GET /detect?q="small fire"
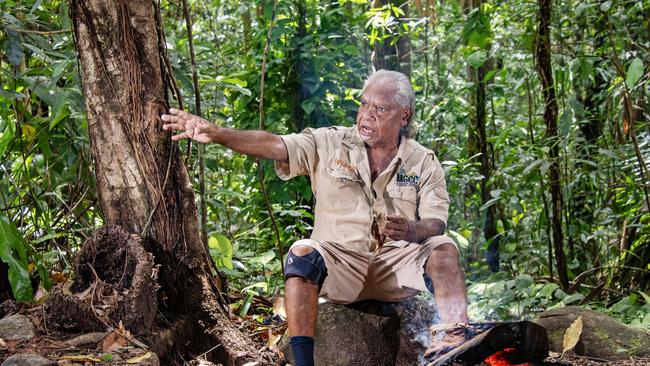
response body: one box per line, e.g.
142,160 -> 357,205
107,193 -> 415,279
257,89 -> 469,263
483,348 -> 532,366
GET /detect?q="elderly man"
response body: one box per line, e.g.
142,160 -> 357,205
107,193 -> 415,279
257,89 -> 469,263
161,70 -> 467,366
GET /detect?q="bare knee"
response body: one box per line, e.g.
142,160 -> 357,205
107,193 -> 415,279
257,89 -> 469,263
290,245 -> 315,257
426,243 -> 460,272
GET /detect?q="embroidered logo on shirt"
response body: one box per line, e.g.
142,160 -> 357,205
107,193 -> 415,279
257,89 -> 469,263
396,167 -> 420,186
332,159 -> 357,173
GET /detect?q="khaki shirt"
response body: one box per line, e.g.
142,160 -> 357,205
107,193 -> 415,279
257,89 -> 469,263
275,126 -> 449,253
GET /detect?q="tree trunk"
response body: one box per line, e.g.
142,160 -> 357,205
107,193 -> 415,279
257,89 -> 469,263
371,0 -> 411,77
69,1 -> 274,364
534,0 -> 569,290
472,0 -> 499,272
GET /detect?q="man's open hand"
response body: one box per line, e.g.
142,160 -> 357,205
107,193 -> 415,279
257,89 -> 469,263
161,108 -> 215,143
382,215 -> 417,243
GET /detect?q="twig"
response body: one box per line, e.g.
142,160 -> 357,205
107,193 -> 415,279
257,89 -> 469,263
194,343 -> 223,360
180,0 -> 211,257
140,141 -> 173,238
256,0 -> 284,274
5,26 -> 71,35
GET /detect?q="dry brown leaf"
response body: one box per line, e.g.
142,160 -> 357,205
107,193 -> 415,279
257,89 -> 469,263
58,355 -> 103,362
562,315 -> 583,353
102,330 -> 129,352
50,271 -> 68,283
272,296 -> 286,319
267,331 -> 282,348
126,352 -> 152,364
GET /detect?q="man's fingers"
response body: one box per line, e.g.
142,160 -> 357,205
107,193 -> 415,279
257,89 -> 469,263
161,114 -> 185,123
169,108 -> 193,118
171,132 -> 189,141
384,229 -> 403,241
385,221 -> 407,231
162,123 -> 183,131
386,215 -> 407,223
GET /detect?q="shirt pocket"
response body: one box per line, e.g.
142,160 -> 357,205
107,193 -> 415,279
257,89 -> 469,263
320,165 -> 363,214
386,187 -> 417,219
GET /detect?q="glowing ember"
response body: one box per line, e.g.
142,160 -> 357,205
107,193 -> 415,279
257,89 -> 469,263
483,348 -> 532,366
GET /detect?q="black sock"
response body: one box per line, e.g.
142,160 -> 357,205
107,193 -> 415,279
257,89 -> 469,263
290,336 -> 315,366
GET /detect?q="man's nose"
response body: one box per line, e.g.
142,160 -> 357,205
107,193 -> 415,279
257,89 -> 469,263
361,106 -> 378,120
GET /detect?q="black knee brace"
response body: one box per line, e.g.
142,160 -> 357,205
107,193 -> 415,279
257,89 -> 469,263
284,249 -> 328,289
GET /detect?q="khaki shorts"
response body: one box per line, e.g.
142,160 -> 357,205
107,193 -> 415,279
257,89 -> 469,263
288,236 -> 457,304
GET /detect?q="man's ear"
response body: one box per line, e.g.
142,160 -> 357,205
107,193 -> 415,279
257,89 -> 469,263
401,107 -> 411,126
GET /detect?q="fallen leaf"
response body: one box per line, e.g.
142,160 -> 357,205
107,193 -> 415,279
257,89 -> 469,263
267,331 -> 282,348
58,355 -> 103,362
50,271 -> 68,283
273,296 -> 286,319
242,362 -> 259,366
102,330 -> 129,352
34,284 -> 49,304
126,352 -> 152,364
562,315 -> 583,353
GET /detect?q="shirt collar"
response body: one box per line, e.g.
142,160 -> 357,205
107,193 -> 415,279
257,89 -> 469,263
343,126 -> 413,159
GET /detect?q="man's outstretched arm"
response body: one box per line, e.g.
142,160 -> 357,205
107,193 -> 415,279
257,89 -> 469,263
160,108 -> 288,162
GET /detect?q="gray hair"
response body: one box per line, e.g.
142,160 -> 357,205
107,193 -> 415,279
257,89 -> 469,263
362,70 -> 416,137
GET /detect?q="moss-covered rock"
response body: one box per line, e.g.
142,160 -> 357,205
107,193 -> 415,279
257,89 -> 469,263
534,306 -> 650,360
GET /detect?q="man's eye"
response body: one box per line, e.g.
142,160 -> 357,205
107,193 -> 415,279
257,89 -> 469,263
360,101 -> 368,107
377,106 -> 387,112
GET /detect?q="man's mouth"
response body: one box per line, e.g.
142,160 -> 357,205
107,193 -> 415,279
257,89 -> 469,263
359,125 -> 374,137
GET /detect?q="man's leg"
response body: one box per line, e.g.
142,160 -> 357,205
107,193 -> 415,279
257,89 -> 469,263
284,245 -> 323,366
425,243 -> 468,323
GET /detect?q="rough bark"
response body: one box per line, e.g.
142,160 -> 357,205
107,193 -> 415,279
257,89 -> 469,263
535,0 -> 569,290
69,1 -> 273,364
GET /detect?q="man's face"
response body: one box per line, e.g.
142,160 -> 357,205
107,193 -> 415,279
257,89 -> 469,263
356,80 -> 410,149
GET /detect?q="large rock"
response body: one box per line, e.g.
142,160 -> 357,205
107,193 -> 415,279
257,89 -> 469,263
0,353 -> 51,366
0,314 -> 35,341
534,306 -> 650,360
282,296 -> 438,366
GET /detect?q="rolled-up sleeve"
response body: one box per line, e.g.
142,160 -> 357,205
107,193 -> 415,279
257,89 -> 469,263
417,153 -> 450,224
274,128 -> 318,181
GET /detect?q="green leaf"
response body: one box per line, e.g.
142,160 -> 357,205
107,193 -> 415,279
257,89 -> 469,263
239,291 -> 254,317
514,274 -> 534,289
626,58 -> 644,89
242,281 -> 268,293
479,196 -> 500,211
0,120 -> 16,158
223,83 -> 252,97
600,1 -> 611,12
0,215 -> 33,302
301,100 -> 316,115
3,29 -> 23,66
208,234 -> 233,270
537,283 -> 559,298
467,50 -> 488,68
255,250 -> 275,265
562,293 -> 585,305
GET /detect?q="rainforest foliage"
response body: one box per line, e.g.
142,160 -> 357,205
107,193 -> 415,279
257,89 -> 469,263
1,0 -> 649,327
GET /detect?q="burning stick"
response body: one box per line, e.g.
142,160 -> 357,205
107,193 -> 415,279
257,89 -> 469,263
425,321 -> 549,366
